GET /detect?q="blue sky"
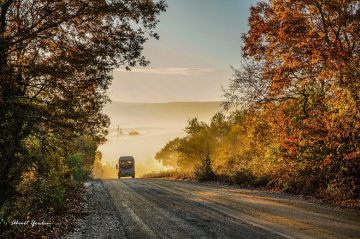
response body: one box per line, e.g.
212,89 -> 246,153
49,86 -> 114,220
109,0 -> 259,103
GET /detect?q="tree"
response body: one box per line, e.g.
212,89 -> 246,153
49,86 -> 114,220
222,59 -> 269,110
214,109 -> 273,178
209,112 -> 231,141
194,151 -> 215,181
243,0 -> 360,101
224,0 -> 360,197
0,0 -> 166,205
155,137 -> 181,169
178,118 -> 211,169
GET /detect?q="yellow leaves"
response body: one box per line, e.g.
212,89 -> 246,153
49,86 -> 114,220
244,0 -> 360,97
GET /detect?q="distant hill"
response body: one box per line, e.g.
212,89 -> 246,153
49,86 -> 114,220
103,101 -> 224,128
98,101 -> 225,175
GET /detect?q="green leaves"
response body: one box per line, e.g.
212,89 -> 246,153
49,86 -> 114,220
0,0 -> 166,209
194,152 -> 215,181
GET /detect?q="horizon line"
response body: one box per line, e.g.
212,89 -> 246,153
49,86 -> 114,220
107,100 -> 223,104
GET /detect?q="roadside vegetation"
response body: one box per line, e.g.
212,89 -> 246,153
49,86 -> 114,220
0,136 -> 98,238
142,170 -> 195,180
0,0 -> 166,237
150,1 -> 360,209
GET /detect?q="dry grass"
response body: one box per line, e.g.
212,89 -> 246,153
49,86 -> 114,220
141,170 -> 195,180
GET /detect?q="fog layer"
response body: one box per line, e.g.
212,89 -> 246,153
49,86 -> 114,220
97,102 -> 222,178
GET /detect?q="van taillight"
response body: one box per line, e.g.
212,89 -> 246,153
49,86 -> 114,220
120,167 -> 123,170
131,167 -> 134,170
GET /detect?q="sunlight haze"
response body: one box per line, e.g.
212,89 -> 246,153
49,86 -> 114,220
98,102 -> 223,177
99,0 -> 259,177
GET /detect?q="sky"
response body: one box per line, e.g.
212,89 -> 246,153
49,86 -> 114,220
108,0 -> 259,103
99,1 -> 260,174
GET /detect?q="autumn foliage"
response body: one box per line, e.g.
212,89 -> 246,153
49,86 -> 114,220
0,0 -> 166,232
239,0 -> 360,201
156,0 -> 360,205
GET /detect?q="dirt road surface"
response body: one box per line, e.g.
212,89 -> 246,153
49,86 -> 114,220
67,179 -> 360,239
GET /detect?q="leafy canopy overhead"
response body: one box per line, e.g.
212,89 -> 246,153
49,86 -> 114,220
0,0 -> 166,141
0,0 -> 166,204
242,0 -> 360,100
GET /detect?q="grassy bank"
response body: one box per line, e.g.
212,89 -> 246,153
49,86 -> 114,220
0,182 -> 88,239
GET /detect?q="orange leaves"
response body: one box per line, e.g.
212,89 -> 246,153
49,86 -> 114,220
222,0 -> 360,200
243,0 -> 360,100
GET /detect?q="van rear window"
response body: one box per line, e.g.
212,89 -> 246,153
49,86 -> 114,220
120,160 -> 134,169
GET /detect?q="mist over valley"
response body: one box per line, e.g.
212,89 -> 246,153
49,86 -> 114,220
97,101 -> 223,177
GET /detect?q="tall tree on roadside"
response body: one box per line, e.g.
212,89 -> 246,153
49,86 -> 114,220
0,0 -> 166,205
224,0 -> 360,197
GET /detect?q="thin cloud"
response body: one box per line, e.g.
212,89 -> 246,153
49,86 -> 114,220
115,67 -> 213,75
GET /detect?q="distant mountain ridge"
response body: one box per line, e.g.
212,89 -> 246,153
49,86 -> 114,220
103,101 -> 223,128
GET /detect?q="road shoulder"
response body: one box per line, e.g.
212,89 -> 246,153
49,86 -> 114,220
65,180 -> 125,239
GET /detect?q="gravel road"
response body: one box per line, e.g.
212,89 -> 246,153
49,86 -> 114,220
67,179 -> 360,239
